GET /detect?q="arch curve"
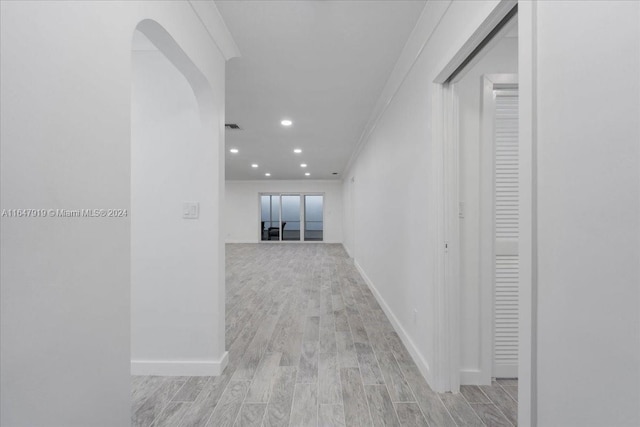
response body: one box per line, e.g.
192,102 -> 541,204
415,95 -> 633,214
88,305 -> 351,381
133,19 -> 214,122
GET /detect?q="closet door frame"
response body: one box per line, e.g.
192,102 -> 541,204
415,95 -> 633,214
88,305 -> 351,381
481,75 -> 519,381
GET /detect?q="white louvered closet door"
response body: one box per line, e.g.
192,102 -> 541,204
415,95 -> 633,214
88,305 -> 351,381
493,89 -> 519,378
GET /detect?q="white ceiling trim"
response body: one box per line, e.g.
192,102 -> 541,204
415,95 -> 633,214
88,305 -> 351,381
343,0 -> 520,178
188,0 -> 240,61
342,0 -> 450,177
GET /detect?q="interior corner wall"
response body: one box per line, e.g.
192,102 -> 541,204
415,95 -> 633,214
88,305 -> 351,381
0,2 -> 231,425
225,180 -> 343,243
534,2 -> 640,425
341,0 -> 509,388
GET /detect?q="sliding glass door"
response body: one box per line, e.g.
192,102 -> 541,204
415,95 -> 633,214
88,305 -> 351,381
304,195 -> 324,241
259,193 -> 323,242
281,195 -> 301,241
260,194 -> 280,241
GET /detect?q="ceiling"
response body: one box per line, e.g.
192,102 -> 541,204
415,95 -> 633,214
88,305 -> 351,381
217,0 -> 426,180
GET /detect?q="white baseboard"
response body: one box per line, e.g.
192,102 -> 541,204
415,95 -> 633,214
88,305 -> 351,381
460,369 -> 490,385
460,369 -> 491,385
342,243 -> 353,258
131,351 -> 228,376
353,260 -> 433,386
493,364 -> 518,379
225,240 -> 257,244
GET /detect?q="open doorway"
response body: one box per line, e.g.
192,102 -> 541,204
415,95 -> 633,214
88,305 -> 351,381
435,6 -> 521,422
452,14 -> 519,388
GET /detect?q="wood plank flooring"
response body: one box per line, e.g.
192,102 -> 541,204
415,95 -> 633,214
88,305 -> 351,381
132,243 -> 518,426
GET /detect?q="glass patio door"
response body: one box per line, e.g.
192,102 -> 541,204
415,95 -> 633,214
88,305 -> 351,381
281,195 -> 301,241
304,195 -> 323,241
260,193 -> 323,242
260,194 -> 280,241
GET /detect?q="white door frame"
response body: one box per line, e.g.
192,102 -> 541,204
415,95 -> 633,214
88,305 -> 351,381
429,81 -> 460,393
515,3 -> 537,423
431,1 -> 537,426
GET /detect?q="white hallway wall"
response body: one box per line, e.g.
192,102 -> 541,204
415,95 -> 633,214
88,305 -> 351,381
342,0 -> 509,389
344,0 -> 640,425
225,180 -> 343,243
534,2 -> 639,426
0,2 -> 236,425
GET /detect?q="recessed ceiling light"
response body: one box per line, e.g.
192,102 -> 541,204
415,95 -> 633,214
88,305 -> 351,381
251,164 -> 258,168
265,173 -> 271,177
300,163 -> 307,168
229,148 -> 239,154
293,148 -> 302,154
281,119 -> 292,127
305,172 -> 311,176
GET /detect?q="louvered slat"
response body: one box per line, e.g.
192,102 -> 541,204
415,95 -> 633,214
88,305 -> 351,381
494,91 -> 519,378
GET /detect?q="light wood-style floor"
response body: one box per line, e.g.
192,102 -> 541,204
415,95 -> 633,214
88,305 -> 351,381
132,243 -> 518,426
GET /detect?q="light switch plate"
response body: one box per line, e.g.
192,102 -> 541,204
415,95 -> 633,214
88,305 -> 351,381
183,202 -> 199,219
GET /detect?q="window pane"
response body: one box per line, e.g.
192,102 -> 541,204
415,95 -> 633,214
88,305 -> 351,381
261,196 -> 270,221
281,195 -> 301,241
260,196 -> 269,240
270,197 -> 280,228
261,195 -> 280,241
304,195 -> 323,241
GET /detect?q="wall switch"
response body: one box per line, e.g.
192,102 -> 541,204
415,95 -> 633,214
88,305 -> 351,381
183,202 -> 199,219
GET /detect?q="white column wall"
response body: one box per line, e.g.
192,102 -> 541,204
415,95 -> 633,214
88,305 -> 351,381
0,2 -> 235,425
130,39 -> 226,376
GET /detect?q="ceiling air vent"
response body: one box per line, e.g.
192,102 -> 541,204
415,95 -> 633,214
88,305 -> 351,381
225,123 -> 241,130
